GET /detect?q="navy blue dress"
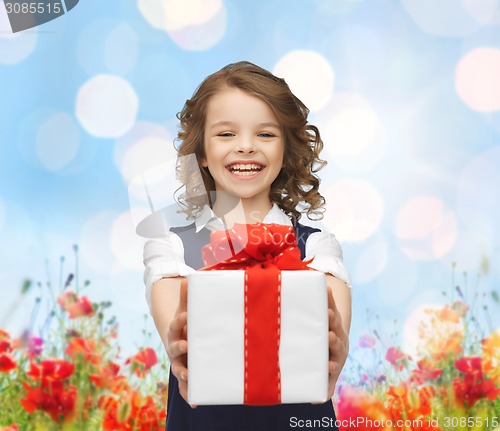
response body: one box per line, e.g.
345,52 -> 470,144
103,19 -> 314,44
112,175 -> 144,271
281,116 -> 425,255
166,222 -> 339,431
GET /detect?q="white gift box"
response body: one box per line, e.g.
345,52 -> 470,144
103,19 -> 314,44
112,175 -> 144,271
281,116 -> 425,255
187,270 -> 329,406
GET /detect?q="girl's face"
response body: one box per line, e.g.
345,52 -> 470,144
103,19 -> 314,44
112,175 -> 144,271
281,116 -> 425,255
201,87 -> 284,206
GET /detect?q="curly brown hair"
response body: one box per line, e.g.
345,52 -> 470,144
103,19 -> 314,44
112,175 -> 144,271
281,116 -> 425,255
175,61 -> 326,222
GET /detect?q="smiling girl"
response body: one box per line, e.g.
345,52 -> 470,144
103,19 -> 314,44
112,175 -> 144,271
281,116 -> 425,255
143,61 -> 352,431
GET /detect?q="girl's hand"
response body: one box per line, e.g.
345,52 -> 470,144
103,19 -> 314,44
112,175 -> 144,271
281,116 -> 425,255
166,279 -> 195,406
327,286 -> 349,399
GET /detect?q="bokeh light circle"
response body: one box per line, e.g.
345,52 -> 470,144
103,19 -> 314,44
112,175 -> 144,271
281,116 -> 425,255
403,304 -> 441,357
462,0 -> 500,25
110,211 -> 145,271
323,179 -> 384,242
317,93 -> 386,173
0,33 -> 37,66
455,47 -> 500,112
114,121 -> 177,183
138,0 -> 221,31
36,112 -> 80,171
138,0 -> 226,51
325,108 -> 378,156
395,196 -> 457,260
274,50 -> 335,112
0,2 -> 37,65
167,5 -> 227,51
76,75 -> 139,138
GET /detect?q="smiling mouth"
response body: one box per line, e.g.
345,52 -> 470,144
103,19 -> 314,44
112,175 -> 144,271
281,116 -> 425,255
225,163 -> 265,176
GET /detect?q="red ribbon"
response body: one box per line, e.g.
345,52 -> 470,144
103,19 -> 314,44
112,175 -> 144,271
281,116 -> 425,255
201,223 -> 311,405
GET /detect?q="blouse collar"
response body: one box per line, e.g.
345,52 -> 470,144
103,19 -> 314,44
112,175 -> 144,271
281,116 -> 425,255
195,203 -> 292,233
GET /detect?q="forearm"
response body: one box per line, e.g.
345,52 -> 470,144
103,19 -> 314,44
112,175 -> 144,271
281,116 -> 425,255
326,274 -> 352,336
150,276 -> 183,347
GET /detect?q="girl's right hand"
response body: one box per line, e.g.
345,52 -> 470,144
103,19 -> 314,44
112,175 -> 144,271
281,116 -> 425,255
166,279 -> 193,405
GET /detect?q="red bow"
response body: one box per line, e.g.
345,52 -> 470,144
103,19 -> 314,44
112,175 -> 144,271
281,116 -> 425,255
201,223 -> 311,270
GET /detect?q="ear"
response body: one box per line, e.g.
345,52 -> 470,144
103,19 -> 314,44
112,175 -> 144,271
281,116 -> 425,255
201,157 -> 208,168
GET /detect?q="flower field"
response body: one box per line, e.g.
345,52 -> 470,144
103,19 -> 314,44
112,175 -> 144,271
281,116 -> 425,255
0,250 -> 168,430
1,253 -> 499,430
337,270 -> 500,430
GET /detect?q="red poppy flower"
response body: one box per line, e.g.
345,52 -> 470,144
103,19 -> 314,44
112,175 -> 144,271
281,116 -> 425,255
0,352 -> 16,373
21,358 -> 77,423
90,362 -> 129,393
125,348 -> 158,377
57,291 -> 94,318
99,391 -> 166,431
0,330 -> 12,354
409,358 -> 442,385
65,337 -> 100,364
27,358 -> 74,383
0,339 -> 11,353
386,385 -> 436,429
385,347 -> 410,371
453,356 -> 500,408
336,386 -> 389,430
21,382 -> 77,424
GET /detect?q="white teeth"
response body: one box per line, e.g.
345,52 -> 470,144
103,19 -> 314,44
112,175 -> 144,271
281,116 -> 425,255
227,163 -> 263,174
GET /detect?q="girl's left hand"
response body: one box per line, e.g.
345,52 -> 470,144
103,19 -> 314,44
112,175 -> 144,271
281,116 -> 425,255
327,287 -> 349,399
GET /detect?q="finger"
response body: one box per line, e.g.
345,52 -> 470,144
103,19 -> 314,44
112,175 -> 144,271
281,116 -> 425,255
171,361 -> 188,382
327,289 -> 342,333
168,312 -> 188,340
328,380 -> 336,400
177,371 -> 198,409
167,339 -> 188,360
329,330 -> 344,353
328,361 -> 337,398
179,278 -> 188,313
328,309 -> 334,330
329,331 -> 335,355
170,311 -> 188,333
328,309 -> 347,346
178,375 -> 188,400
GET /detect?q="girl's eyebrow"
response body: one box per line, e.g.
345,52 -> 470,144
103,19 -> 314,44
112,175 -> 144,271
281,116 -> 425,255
209,121 -> 281,130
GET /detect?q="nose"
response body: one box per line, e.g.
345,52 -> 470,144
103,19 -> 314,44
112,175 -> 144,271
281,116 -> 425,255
236,134 -> 255,154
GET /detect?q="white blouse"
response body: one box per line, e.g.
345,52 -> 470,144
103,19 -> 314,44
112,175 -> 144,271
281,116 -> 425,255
143,204 -> 352,310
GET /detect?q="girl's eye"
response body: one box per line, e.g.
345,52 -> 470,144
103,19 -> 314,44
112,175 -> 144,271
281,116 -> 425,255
258,132 -> 275,138
218,132 -> 234,137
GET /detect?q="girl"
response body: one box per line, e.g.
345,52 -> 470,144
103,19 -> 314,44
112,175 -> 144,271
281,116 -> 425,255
143,61 -> 352,431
